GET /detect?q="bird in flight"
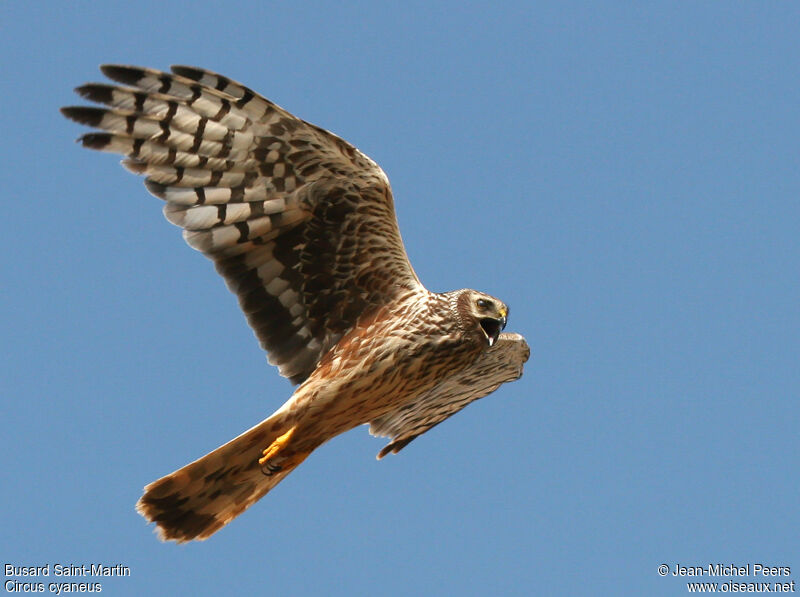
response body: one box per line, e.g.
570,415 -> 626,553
62,65 -> 530,542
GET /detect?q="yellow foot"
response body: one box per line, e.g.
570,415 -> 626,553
259,426 -> 297,475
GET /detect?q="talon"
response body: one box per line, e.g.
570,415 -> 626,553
260,460 -> 283,476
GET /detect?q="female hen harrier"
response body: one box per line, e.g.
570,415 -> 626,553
62,65 -> 530,542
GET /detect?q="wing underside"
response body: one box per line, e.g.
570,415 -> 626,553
62,65 -> 423,384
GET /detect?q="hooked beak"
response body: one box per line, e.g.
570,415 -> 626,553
480,313 -> 507,347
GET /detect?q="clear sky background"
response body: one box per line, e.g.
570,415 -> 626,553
2,2 -> 798,595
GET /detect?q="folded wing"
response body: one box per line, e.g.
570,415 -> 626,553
370,333 -> 530,459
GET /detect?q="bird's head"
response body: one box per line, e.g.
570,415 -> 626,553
455,290 -> 508,347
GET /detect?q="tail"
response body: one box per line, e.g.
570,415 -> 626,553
136,410 -> 310,542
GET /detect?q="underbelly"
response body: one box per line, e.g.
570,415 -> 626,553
295,338 -> 480,442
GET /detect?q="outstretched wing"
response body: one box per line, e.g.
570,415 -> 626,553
62,65 -> 422,384
369,333 -> 530,459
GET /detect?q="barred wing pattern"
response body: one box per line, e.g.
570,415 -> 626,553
369,333 -> 530,458
62,65 -> 422,384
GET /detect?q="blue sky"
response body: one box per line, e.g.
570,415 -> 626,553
2,2 -> 798,595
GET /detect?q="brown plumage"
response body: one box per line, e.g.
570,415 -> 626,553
62,65 -> 530,542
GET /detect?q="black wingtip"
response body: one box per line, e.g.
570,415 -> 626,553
170,65 -> 205,81
75,83 -> 114,105
77,132 -> 113,150
101,64 -> 147,86
61,106 -> 105,127
144,179 -> 168,199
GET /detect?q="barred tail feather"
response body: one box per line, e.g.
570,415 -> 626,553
136,409 -> 305,542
